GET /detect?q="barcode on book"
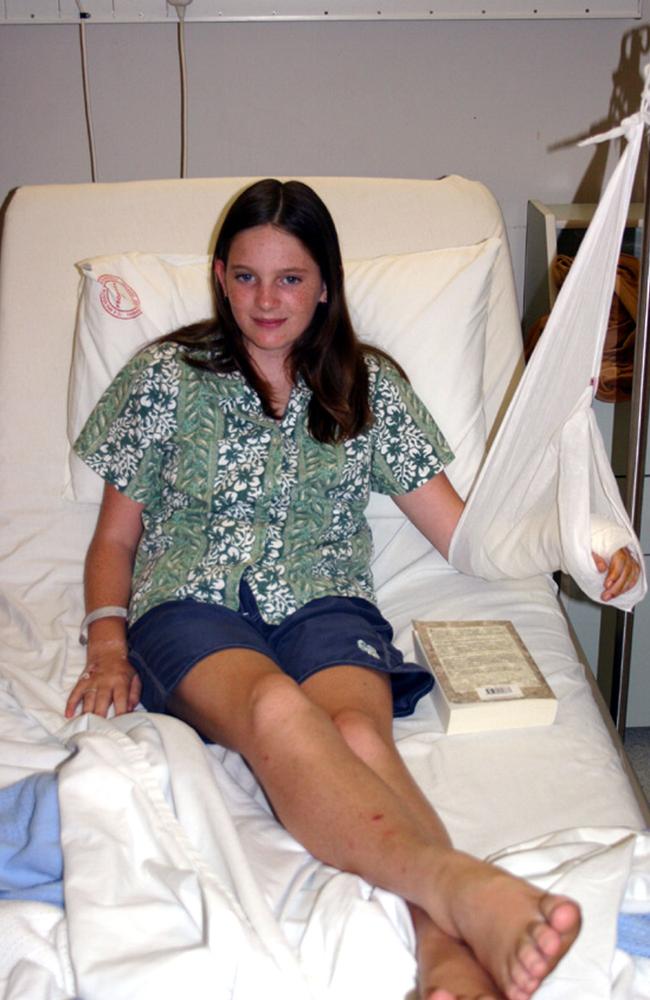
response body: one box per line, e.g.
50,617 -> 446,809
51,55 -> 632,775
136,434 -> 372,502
476,684 -> 523,701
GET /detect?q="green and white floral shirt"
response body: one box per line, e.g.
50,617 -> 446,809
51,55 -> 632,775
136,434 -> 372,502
74,343 -> 453,625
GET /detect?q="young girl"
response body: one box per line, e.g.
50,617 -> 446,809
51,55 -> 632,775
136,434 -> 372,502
66,179 -> 639,1000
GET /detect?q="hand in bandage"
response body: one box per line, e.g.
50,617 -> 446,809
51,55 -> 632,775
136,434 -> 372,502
593,547 -> 642,602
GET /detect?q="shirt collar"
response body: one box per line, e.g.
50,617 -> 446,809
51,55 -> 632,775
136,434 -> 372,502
206,367 -> 311,426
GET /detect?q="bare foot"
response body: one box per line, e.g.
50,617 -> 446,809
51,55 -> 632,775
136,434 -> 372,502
411,904 -> 504,1000
427,855 -> 581,1000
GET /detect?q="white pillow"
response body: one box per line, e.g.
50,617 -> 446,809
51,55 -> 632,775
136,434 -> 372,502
66,240 -> 500,506
345,240 -> 499,499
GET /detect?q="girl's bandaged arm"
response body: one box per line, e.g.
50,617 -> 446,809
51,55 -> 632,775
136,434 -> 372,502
392,473 -> 641,601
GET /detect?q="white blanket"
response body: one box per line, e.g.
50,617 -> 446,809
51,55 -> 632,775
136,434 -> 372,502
1,557 -> 649,1000
1,707 -> 649,1000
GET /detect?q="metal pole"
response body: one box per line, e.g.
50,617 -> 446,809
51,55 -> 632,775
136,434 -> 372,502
610,124 -> 650,735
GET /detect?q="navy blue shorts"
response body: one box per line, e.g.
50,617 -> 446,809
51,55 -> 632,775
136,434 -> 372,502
127,580 -> 433,718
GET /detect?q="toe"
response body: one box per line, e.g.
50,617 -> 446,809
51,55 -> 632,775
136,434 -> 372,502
508,951 -> 540,997
505,984 -> 533,1000
530,920 -> 561,962
539,895 -> 582,940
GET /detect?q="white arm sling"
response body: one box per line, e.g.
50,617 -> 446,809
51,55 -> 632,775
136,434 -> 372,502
449,91 -> 649,612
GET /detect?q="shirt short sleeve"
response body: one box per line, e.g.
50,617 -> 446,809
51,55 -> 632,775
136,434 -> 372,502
369,357 -> 454,496
73,344 -> 181,504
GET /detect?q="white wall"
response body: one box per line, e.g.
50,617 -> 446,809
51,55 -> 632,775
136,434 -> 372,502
0,10 -> 649,300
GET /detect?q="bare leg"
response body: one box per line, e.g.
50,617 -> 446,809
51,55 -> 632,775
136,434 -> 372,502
169,652 -> 580,1000
302,667 -> 502,1000
412,906 -> 502,1000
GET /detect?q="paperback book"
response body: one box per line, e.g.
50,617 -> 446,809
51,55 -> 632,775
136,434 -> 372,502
412,619 -> 557,734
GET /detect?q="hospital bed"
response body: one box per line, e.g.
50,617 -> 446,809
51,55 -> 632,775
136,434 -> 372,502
0,174 -> 648,999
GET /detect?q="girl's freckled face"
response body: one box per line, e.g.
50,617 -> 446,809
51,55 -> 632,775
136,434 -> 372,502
215,224 -> 327,368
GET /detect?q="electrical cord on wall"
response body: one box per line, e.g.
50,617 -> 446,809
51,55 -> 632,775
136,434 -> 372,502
76,1 -> 97,182
168,0 -> 194,179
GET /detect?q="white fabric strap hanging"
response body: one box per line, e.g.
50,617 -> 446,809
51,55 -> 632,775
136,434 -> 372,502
449,78 -> 650,612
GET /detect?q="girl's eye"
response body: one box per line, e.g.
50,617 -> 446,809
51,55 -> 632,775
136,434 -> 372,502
283,275 -> 301,285
234,272 -> 254,283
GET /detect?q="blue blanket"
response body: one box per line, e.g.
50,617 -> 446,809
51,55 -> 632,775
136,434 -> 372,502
617,911 -> 650,958
0,771 -> 63,907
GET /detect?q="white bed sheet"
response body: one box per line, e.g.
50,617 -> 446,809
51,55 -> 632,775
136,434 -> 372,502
0,498 -> 648,1000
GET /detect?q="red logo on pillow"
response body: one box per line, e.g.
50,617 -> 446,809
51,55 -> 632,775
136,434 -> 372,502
98,274 -> 142,320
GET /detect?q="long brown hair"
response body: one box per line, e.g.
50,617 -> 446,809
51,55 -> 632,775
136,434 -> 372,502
163,179 -> 397,443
